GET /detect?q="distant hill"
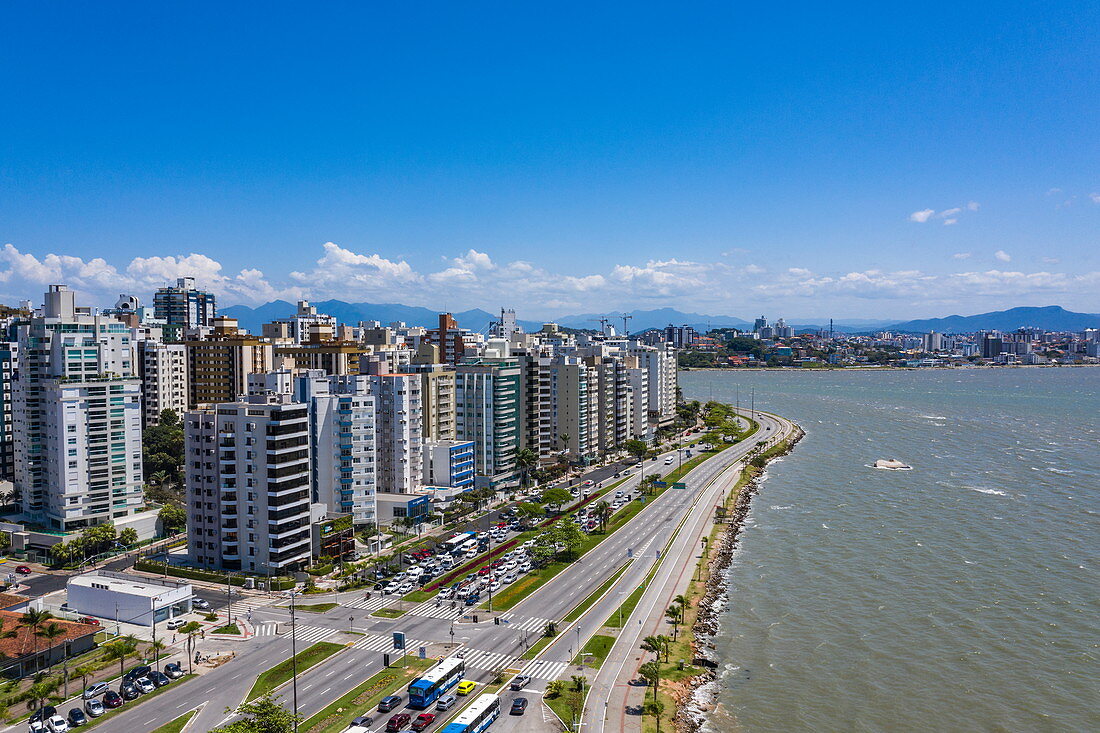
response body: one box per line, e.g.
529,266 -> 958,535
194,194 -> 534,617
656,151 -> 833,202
886,306 -> 1100,334
555,308 -> 752,334
220,300 -> 519,334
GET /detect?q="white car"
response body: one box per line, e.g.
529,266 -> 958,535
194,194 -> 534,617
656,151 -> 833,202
46,716 -> 69,733
384,584 -> 400,594
665,457 -> 674,464
135,677 -> 155,694
165,618 -> 185,630
502,573 -> 517,584
489,580 -> 502,592
522,540 -> 535,548
28,720 -> 47,733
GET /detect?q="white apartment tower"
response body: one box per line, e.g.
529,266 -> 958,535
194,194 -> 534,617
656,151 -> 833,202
360,364 -> 423,495
184,395 -> 312,573
137,340 -> 189,427
12,286 -> 145,530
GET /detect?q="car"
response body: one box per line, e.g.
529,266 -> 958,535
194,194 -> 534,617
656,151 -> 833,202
192,598 -> 211,610
75,616 -> 100,626
435,694 -> 457,711
510,674 -> 532,690
82,683 -> 109,700
478,566 -> 491,576
464,592 -> 480,606
349,715 -> 374,727
123,665 -> 152,683
165,618 -> 185,630
119,682 -> 140,701
377,695 -> 402,712
148,670 -> 171,688
66,708 -> 87,727
102,690 -> 123,709
386,713 -> 411,731
28,720 -> 47,733
411,713 -> 435,731
15,565 -> 32,575
83,699 -> 104,718
665,457 -> 674,464
46,715 -> 69,733
134,677 -> 155,694
163,662 -> 184,679
29,706 -> 58,725
455,680 -> 477,695
510,697 -> 529,715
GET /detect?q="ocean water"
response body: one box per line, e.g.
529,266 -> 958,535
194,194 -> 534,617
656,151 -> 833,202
681,368 -> 1100,733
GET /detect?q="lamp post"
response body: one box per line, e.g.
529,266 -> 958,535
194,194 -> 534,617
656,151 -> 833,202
150,594 -> 163,672
289,590 -> 299,732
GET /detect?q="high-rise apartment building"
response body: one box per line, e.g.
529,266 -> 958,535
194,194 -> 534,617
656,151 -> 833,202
0,344 -> 14,480
455,357 -> 520,488
137,340 -> 189,427
184,395 -> 312,573
422,439 -> 475,490
153,277 -> 217,332
12,286 -> 144,530
186,317 -> 274,407
407,361 -> 457,441
362,368 -> 423,494
293,372 -> 377,526
625,342 -> 677,427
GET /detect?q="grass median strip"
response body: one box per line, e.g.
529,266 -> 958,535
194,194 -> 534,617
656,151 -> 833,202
369,607 -> 405,618
571,634 -> 615,669
248,641 -> 345,701
150,709 -> 197,733
294,602 -> 338,613
300,658 -> 433,733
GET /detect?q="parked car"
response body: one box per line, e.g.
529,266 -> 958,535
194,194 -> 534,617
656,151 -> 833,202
192,598 -> 211,610
123,665 -> 151,683
148,670 -> 171,688
66,708 -> 87,727
510,675 -> 531,691
165,618 -> 185,630
102,690 -> 123,709
435,694 -> 457,711
15,565 -> 32,575
455,680 -> 477,696
28,720 -> 47,733
81,683 -> 109,700
83,699 -> 104,718
46,715 -> 69,732
377,695 -> 402,712
76,616 -> 100,626
119,682 -> 140,701
411,713 -> 435,731
134,677 -> 155,694
510,697 -> 529,715
386,713 -> 411,731
163,662 -> 184,679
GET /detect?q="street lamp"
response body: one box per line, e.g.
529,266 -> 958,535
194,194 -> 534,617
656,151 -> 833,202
289,590 -> 299,733
150,594 -> 163,671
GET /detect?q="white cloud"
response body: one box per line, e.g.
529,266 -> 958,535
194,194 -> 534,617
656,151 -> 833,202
943,218 -> 958,226
910,202 -> 980,225
994,250 -> 1012,262
909,209 -> 935,223
967,201 -> 980,211
940,207 -> 962,218
742,264 -> 765,275
953,252 -> 971,259
1042,257 -> 1060,264
1090,193 -> 1100,204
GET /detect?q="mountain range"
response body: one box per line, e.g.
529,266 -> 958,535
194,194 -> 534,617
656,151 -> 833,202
217,301 -> 1100,337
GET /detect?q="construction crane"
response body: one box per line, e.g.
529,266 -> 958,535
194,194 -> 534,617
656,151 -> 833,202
620,314 -> 633,336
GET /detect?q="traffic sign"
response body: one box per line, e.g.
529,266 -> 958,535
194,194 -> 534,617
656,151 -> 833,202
672,482 -> 687,490
392,631 -> 406,650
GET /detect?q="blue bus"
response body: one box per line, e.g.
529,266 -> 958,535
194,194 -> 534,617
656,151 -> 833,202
408,657 -> 465,708
441,694 -> 500,733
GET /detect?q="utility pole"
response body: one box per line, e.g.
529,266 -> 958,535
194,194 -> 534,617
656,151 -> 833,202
226,572 -> 233,625
290,591 -> 299,733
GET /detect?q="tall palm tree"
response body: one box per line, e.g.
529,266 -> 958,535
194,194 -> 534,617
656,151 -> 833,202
514,448 -> 538,488
594,500 -> 612,533
19,609 -> 53,674
73,664 -> 95,695
102,635 -> 138,678
35,622 -> 66,671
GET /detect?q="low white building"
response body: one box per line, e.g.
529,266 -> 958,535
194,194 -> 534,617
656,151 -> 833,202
66,570 -> 192,626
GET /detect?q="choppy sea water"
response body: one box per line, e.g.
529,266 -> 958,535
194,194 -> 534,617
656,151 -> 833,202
681,368 -> 1099,732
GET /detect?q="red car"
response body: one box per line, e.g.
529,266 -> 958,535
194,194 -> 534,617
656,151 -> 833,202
411,713 -> 435,731
478,566 -> 491,576
15,566 -> 32,575
79,616 -> 101,626
386,713 -> 411,731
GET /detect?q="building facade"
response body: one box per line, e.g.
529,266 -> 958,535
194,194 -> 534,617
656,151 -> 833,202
186,317 -> 274,407
137,340 -> 189,427
153,277 -> 217,332
455,357 -> 520,488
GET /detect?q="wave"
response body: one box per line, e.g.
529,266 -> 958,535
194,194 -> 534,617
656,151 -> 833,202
1047,468 -> 1074,475
919,415 -> 948,420
967,487 -> 1007,496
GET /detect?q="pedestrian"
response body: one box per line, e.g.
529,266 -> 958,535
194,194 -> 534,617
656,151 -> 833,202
201,629 -> 205,639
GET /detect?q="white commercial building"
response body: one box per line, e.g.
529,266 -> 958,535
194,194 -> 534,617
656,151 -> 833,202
66,570 -> 192,626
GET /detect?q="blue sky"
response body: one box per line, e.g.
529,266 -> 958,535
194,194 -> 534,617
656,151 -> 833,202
2,2 -> 1098,319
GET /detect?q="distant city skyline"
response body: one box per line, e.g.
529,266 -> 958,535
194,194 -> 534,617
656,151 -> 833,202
2,3 -> 1098,318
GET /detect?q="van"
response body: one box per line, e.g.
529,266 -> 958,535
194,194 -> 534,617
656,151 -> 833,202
435,694 -> 457,711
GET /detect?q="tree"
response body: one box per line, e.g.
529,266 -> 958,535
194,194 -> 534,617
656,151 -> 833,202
35,622 -> 66,671
624,439 -> 648,464
159,504 -> 187,534
639,661 -> 661,697
73,663 -> 95,694
102,635 -> 138,678
593,500 -> 612,533
27,681 -> 52,714
210,691 -> 303,733
516,502 -> 543,525
541,488 -> 572,513
557,433 -> 571,452
551,520 -> 585,561
643,699 -> 666,733
514,448 -> 538,488
641,635 -> 663,663
545,680 -> 566,697
118,527 -> 139,547
19,609 -> 53,674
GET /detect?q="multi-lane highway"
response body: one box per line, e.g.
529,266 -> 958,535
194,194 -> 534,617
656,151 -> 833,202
69,411 -> 791,733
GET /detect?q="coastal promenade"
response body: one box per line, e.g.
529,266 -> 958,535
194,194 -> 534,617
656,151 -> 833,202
585,410 -> 796,733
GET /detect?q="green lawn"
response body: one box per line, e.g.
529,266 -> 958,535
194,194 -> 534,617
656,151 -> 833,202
300,658 -> 433,733
212,623 -> 241,635
247,641 -> 346,701
571,634 -> 615,669
294,602 -> 338,613
370,607 -> 405,618
604,582 -> 646,628
519,634 -> 554,660
150,710 -> 196,733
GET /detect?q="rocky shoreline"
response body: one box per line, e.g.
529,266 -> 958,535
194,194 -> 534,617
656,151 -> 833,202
674,426 -> 805,733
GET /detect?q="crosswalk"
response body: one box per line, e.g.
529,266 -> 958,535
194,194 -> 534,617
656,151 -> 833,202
253,623 -> 336,644
342,595 -> 392,611
221,597 -> 278,617
409,600 -> 467,620
520,658 -> 569,681
498,613 -> 554,633
350,633 -> 427,653
460,647 -> 518,672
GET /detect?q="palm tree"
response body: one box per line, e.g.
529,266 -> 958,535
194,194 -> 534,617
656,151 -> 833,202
594,500 -> 612,533
35,622 -> 66,671
73,664 -> 95,695
19,609 -> 53,674
639,660 -> 661,698
643,699 -> 666,733
149,639 -> 166,669
641,635 -> 663,662
27,681 -> 52,714
102,635 -> 138,678
557,433 -> 570,453
514,448 -> 538,488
